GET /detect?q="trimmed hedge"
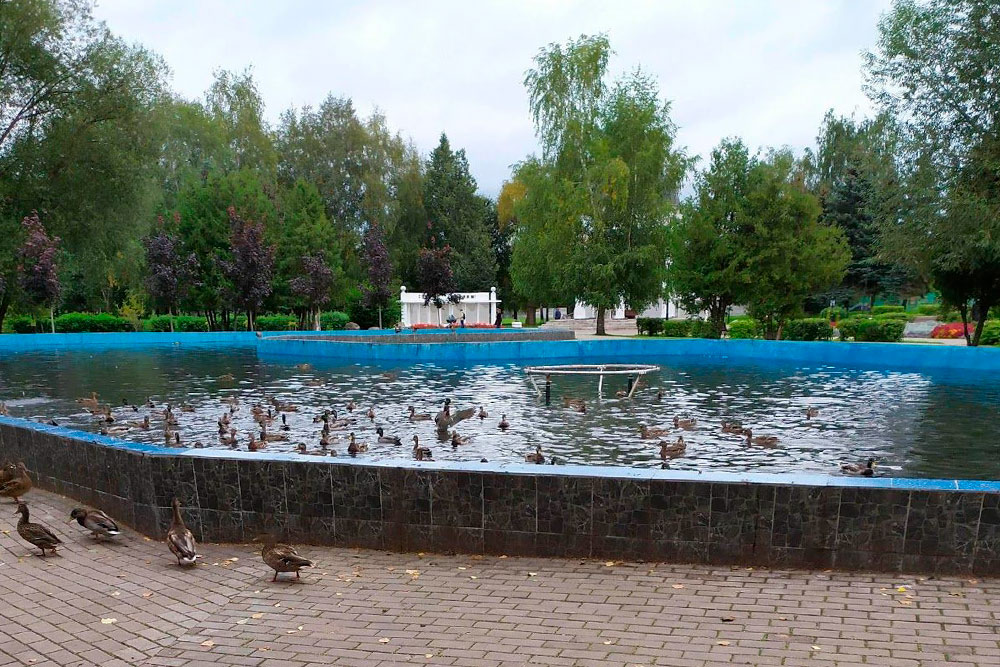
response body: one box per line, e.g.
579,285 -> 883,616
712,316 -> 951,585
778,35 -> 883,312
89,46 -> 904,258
3,315 -> 38,333
783,318 -> 833,341
54,312 -> 131,333
872,305 -> 905,314
915,303 -> 940,315
320,311 -> 351,330
146,315 -> 209,332
660,319 -> 691,337
819,306 -> 848,322
980,320 -> 1000,346
937,309 -> 960,322
727,318 -> 758,339
872,312 -> 913,322
256,314 -> 298,331
839,318 -> 905,342
636,317 -> 663,336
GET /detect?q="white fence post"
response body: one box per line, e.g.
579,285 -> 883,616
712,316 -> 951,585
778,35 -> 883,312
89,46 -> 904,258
489,287 -> 497,326
400,286 -> 409,328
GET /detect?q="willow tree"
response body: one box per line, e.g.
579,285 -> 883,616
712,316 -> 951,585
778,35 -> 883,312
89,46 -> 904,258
514,35 -> 686,334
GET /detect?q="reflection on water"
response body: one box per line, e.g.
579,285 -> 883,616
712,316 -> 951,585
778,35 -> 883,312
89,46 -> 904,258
0,347 -> 997,479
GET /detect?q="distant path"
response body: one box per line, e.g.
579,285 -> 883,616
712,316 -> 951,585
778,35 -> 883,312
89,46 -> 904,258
1,489 -> 997,666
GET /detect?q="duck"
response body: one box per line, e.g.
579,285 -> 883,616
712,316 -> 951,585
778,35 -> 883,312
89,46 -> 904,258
130,415 -> 151,430
563,397 -> 587,413
434,398 -> 452,424
69,507 -> 120,540
659,436 -> 686,459
477,406 -> 488,420
294,363 -> 312,371
743,428 -> 779,447
0,462 -> 32,503
0,402 -> 7,416
144,396 -> 156,408
721,420 -> 744,435
179,403 -> 195,413
673,416 -> 697,430
249,433 -> 267,452
498,414 -> 510,431
16,502 -> 61,557
269,397 -> 298,413
319,432 -> 335,451
408,406 -> 432,422
347,433 -> 368,456
366,407 -> 376,421
0,462 -> 16,486
77,392 -> 100,410
450,432 -> 468,447
640,424 -> 670,439
218,374 -> 235,383
260,427 -> 288,443
375,427 -> 402,446
411,435 -> 432,460
525,445 -> 545,464
120,398 -> 138,412
655,389 -> 663,402
842,458 -> 877,476
171,432 -> 183,447
256,534 -> 314,582
221,428 -> 239,448
805,407 -> 820,419
296,443 -> 326,456
166,498 -> 200,566
313,410 -> 330,424
346,400 -> 357,413
280,413 -> 291,431
99,425 -> 131,437
435,405 -> 452,432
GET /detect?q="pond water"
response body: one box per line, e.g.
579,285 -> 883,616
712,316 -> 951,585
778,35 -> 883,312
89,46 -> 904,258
0,346 -> 997,479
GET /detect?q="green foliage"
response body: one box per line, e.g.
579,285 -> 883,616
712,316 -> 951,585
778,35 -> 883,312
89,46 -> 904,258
915,303 -> 940,315
873,312 -> 912,322
838,318 -> 905,342
345,288 -> 401,329
980,320 -> 1000,346
727,318 -> 758,339
636,318 -> 663,336
255,314 -> 297,331
820,306 -> 848,321
660,319 -> 692,338
872,305 -> 904,314
3,315 -> 38,334
320,311 -> 350,330
146,315 -> 209,332
783,318 -> 833,341
54,312 -> 131,333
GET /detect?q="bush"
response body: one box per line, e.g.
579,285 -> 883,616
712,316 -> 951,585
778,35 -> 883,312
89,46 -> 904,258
320,311 -> 351,330
636,317 -> 664,336
819,306 -> 848,322
345,287 -> 402,329
145,315 -> 209,332
980,320 -> 1000,346
937,309 -> 960,322
3,315 -> 39,333
256,314 -> 298,331
872,305 -> 905,314
873,312 -> 913,322
844,318 -> 905,342
931,322 -> 971,339
783,318 -> 833,341
915,303 -> 940,315
727,318 -> 758,339
54,312 -> 132,333
688,319 -> 716,338
660,319 -> 691,337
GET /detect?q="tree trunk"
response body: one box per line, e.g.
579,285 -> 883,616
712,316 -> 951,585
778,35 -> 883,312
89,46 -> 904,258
169,308 -> 175,333
959,304 -> 971,346
596,306 -> 606,335
49,306 -> 55,334
378,305 -> 383,329
314,308 -> 321,331
525,305 -> 536,326
708,301 -> 728,338
0,291 -> 10,333
970,299 -> 991,347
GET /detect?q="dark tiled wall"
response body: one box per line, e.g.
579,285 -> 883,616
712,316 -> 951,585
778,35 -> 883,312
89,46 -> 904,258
0,421 -> 997,574
273,330 -> 575,344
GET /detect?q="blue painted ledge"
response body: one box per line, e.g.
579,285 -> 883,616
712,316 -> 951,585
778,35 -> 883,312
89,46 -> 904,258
1,415 -> 995,493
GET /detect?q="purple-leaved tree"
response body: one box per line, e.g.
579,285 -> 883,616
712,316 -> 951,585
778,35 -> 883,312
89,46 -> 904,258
143,216 -> 198,332
290,253 -> 333,331
417,242 -> 461,326
361,222 -> 393,328
221,207 -> 275,331
17,211 -> 61,333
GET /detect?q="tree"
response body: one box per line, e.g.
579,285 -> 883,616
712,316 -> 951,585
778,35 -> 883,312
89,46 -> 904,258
290,254 -> 333,331
423,133 -> 496,290
517,35 -> 687,334
361,222 -> 393,328
221,207 -> 275,330
143,216 -> 197,332
417,244 -> 460,325
865,0 -> 1000,345
17,210 -> 61,332
488,196 -> 514,316
272,179 -> 339,314
666,139 -> 754,337
205,68 -> 276,174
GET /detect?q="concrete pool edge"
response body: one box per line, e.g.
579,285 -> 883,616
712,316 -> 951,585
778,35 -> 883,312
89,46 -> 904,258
1,416 -> 997,574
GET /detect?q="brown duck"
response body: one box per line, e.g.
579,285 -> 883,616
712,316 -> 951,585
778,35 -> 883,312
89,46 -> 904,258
412,435 -> 432,461
69,507 -> 121,539
166,498 -> 200,566
16,502 -> 61,557
659,436 -> 686,459
256,535 -> 314,582
0,462 -> 32,503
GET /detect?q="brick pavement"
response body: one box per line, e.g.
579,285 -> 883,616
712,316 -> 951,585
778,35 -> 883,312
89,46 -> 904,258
0,490 -> 996,666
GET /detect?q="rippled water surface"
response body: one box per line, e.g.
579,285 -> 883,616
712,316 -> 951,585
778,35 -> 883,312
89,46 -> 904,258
0,346 -> 997,479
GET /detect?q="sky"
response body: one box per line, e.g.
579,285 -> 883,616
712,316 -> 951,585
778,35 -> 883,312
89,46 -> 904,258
93,0 -> 893,196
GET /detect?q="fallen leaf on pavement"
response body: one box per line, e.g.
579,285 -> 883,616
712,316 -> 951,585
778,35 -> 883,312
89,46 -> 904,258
378,638 -> 390,644
100,618 -> 117,625
201,640 -> 214,647
251,613 -> 264,619
716,640 -> 730,646
672,584 -> 685,589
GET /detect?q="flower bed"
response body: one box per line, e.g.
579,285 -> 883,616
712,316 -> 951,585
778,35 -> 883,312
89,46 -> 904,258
931,322 -> 973,339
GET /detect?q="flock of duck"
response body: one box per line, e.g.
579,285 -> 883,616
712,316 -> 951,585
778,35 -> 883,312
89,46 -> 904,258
0,462 -> 314,580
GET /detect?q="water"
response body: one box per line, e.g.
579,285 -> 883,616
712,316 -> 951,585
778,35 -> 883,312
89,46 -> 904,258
0,346 -> 997,479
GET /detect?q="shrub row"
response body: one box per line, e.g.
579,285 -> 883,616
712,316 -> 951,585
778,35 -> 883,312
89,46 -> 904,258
727,319 -> 758,339
915,303 -> 940,315
782,318 -> 832,341
838,318 -> 905,342
636,318 -> 715,338
981,320 -> 1000,346
3,310 -> 356,333
871,305 -> 905,314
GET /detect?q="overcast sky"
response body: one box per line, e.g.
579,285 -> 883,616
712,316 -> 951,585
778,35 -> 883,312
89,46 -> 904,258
93,0 -> 892,196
